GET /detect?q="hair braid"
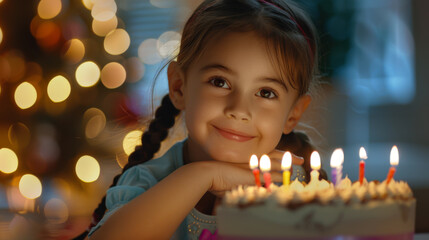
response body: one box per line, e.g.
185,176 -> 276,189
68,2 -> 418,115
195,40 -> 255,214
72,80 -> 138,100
74,94 -> 180,240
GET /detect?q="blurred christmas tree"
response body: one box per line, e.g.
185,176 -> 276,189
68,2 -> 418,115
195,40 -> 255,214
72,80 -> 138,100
0,0 -> 147,238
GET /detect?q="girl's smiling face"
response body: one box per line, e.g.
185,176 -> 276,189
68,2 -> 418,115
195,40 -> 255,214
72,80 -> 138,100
169,31 -> 310,164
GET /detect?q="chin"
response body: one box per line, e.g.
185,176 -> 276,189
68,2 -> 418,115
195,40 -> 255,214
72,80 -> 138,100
209,149 -> 252,164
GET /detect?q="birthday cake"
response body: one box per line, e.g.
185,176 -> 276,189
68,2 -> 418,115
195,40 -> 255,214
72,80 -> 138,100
217,177 -> 415,240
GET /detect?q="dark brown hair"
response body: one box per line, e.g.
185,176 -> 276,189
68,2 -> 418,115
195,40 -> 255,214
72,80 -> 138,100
75,1 -> 320,238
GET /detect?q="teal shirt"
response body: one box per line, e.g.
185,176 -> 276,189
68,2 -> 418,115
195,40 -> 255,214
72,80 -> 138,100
88,140 -> 217,240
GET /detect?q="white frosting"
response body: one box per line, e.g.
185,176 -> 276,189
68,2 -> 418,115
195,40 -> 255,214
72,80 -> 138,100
223,179 -> 413,207
219,179 -> 415,238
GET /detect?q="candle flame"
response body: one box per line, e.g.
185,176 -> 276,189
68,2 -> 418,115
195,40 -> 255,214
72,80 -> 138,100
249,154 -> 258,169
310,151 -> 321,170
359,147 -> 368,160
281,151 -> 292,170
390,145 -> 399,166
330,148 -> 343,168
260,154 -> 271,172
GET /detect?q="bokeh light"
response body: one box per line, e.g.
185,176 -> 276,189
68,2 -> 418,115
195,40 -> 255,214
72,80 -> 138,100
47,75 -> 71,103
44,198 -> 69,224
0,148 -> 18,174
63,39 -> 85,63
8,122 -> 31,149
19,174 -> 43,199
123,130 -> 143,156
91,0 -> 117,22
101,62 -> 126,89
75,61 -> 100,87
14,82 -> 37,109
157,31 -> 181,58
83,108 -> 106,139
0,26 -> 3,46
104,28 -> 130,55
38,0 -> 62,20
92,16 -> 118,37
34,21 -> 61,49
75,155 -> 100,183
82,0 -> 94,10
125,57 -> 145,83
138,38 -> 163,64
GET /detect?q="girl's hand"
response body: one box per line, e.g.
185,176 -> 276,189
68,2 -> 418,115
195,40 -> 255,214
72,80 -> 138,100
203,161 -> 281,197
268,149 -> 304,172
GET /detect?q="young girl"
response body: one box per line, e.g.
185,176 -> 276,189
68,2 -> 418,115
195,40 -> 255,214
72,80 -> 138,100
78,0 -> 322,239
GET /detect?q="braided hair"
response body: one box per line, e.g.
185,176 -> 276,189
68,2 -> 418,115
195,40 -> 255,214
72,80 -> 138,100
74,94 -> 180,240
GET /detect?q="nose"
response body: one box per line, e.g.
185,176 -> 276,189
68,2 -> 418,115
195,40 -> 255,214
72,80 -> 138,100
224,92 -> 251,122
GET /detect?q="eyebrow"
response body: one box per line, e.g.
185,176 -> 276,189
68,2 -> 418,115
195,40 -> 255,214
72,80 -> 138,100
199,63 -> 288,92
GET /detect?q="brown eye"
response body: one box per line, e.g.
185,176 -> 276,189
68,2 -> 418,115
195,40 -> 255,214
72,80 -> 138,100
209,77 -> 229,89
257,89 -> 277,99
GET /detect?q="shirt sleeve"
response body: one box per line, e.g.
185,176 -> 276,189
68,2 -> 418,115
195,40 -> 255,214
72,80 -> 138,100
88,166 -> 158,237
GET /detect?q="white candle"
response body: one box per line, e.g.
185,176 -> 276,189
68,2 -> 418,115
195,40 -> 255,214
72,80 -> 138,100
310,151 -> 321,183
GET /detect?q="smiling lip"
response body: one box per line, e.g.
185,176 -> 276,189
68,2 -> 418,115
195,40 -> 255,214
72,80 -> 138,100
214,126 -> 255,142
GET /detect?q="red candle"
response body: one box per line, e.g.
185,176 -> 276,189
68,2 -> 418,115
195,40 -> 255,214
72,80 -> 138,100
249,155 -> 261,187
386,166 -> 396,184
260,155 -> 271,191
386,146 -> 399,184
359,147 -> 367,185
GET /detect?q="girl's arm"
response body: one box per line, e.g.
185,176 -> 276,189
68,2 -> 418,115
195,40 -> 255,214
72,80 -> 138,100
90,161 -> 257,240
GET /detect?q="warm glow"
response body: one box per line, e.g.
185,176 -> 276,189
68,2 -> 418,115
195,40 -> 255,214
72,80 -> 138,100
92,16 -> 118,37
14,82 -> 37,109
310,151 -> 321,170
157,31 -> 181,58
281,151 -> 292,170
19,174 -> 42,199
249,154 -> 258,170
0,26 -> 3,46
75,61 -> 100,87
123,130 -> 143,155
390,145 -> 399,166
91,0 -> 117,21
259,154 -> 271,172
82,0 -> 94,10
138,38 -> 163,64
47,75 -> 71,103
75,155 -> 100,183
104,29 -> 130,55
63,39 -> 85,63
0,148 -> 18,174
359,147 -> 368,160
101,62 -> 126,89
84,108 -> 106,139
44,198 -> 69,224
38,0 -> 62,19
330,148 -> 343,168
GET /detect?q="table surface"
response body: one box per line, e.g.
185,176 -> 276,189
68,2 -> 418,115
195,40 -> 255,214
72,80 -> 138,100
415,233 -> 429,240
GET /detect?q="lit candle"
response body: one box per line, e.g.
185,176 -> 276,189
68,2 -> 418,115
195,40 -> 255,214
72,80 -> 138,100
260,154 -> 271,191
359,147 -> 367,185
310,151 -> 321,183
281,151 -> 292,187
249,154 -> 261,187
330,148 -> 344,186
386,145 -> 399,184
